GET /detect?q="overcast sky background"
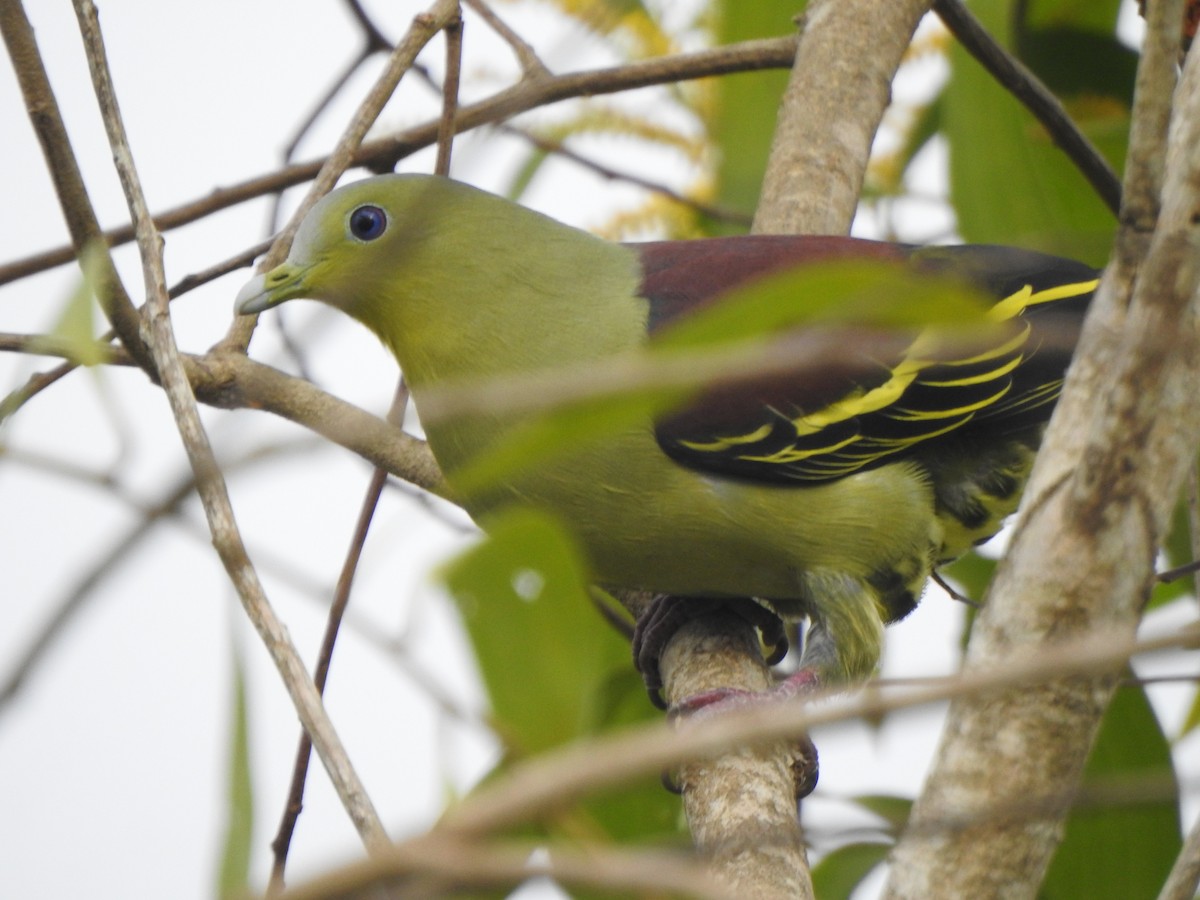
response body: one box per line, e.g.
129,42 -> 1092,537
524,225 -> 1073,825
1,2 -> 1196,899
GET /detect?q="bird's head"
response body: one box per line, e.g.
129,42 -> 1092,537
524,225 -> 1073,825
234,174 -> 465,327
236,173 -> 642,385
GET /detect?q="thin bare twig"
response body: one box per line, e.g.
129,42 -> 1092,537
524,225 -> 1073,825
279,0 -> 392,162
0,439 -> 327,712
932,0 -> 1122,215
71,0 -> 390,850
0,0 -> 153,371
501,124 -> 752,226
271,1 -> 394,229
265,468 -> 390,889
170,239 -> 274,300
0,34 -> 798,287
1158,804 -> 1200,900
1157,558 -> 1200,584
280,52 -> 379,174
278,838 -> 734,900
432,623 -> 1199,841
267,10 -> 463,884
463,0 -> 549,77
0,356 -> 80,422
435,11 -> 463,176
0,238 -> 269,423
266,383 -> 411,893
1188,465 -> 1200,606
224,0 -> 463,354
343,0 -> 392,52
931,570 -> 981,608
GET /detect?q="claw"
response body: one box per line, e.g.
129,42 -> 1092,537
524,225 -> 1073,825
631,595 -> 791,708
631,596 -> 819,798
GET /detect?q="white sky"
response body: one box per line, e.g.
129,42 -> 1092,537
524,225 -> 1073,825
1,2 -> 1195,899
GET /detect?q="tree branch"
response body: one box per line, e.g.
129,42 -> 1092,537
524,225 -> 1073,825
662,611 -> 809,899
932,0 -> 1122,215
0,34 -> 798,287
885,1 -> 1200,894
72,0 -> 396,853
0,0 -> 153,371
196,352 -> 446,495
501,124 -> 752,226
754,0 -> 933,235
433,623 -> 1197,840
0,334 -> 446,496
278,837 -> 734,900
267,399 -> 404,893
1158,804 -> 1200,900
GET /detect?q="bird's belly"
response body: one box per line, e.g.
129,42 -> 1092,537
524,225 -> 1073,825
465,428 -> 943,617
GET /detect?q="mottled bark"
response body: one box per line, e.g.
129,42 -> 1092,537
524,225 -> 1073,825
884,3 -> 1200,895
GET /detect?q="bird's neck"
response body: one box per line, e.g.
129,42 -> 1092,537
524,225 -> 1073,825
380,229 -> 645,384
360,224 -> 648,478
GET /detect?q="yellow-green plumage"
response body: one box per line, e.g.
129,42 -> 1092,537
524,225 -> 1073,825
236,174 -> 1098,686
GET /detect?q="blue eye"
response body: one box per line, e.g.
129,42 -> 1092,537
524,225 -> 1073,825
349,205 -> 387,241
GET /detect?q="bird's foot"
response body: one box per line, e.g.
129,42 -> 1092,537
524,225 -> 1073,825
632,595 -> 818,798
632,594 -> 789,710
665,667 -> 821,799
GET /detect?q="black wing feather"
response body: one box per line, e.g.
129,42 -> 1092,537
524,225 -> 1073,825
637,239 -> 1099,486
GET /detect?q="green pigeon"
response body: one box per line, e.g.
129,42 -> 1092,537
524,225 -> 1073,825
237,174 -> 1098,742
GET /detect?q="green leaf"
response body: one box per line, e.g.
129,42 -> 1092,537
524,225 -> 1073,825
446,387 -> 668,499
215,639 -> 254,900
45,241 -> 110,368
1180,686 -> 1200,739
942,0 -> 1119,262
1016,28 -> 1137,104
442,508 -> 630,754
811,841 -> 891,900
504,148 -> 551,203
1180,686 -> 1200,744
850,793 -> 913,834
653,260 -> 992,348
1041,680 -> 1181,900
1019,0 -> 1124,39
565,669 -> 684,848
709,1 -> 803,233
443,510 -> 676,846
1018,0 -> 1133,95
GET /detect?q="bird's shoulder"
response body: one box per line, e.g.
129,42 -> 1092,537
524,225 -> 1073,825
632,235 -> 910,333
